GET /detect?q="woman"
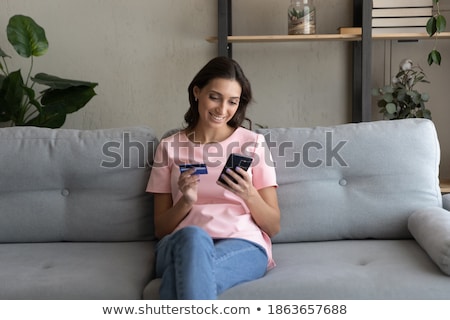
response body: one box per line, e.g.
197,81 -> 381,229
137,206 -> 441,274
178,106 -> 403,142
146,56 -> 280,299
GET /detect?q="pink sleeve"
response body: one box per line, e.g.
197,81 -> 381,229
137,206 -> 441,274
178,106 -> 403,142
146,140 -> 172,194
252,134 -> 278,190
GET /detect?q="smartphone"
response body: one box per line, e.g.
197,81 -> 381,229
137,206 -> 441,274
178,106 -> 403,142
218,153 -> 253,185
179,163 -> 208,174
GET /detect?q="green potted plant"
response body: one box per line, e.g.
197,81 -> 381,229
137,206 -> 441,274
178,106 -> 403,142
0,14 -> 97,128
373,59 -> 432,120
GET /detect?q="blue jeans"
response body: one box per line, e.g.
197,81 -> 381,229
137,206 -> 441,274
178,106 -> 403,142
155,226 -> 268,299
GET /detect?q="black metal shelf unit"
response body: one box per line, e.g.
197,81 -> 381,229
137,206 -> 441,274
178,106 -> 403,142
216,0 -> 372,122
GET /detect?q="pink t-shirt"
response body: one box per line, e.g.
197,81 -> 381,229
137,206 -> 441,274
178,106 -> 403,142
146,127 -> 278,269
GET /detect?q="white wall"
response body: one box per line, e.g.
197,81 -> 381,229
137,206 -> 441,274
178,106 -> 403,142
0,0 -> 353,134
1,0 -> 449,177
1,0 -> 217,133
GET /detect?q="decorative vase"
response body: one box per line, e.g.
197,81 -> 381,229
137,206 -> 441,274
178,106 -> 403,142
288,0 -> 316,35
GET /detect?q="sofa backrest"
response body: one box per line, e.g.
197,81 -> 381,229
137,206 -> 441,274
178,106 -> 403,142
257,119 -> 442,243
0,126 -> 157,243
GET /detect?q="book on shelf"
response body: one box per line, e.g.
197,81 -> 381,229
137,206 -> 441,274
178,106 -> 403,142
373,0 -> 433,8
339,27 -> 362,35
372,27 -> 427,34
372,17 -> 430,27
372,7 -> 432,18
339,26 -> 427,35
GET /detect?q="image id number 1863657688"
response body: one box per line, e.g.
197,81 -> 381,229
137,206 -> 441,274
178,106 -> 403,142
267,304 -> 347,315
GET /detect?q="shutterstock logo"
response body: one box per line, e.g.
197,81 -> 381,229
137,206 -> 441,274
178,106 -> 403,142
263,131 -> 348,168
101,132 -> 156,168
99,131 -> 348,169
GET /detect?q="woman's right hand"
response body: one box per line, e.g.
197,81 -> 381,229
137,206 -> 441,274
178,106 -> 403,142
178,168 -> 199,204
154,168 -> 199,239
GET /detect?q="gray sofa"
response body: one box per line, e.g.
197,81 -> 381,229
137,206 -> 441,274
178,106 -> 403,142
0,126 -> 157,299
1,118 -> 450,299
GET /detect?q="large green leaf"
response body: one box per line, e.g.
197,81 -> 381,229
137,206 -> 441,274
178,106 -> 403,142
25,112 -> 67,128
0,70 -> 25,121
386,103 -> 397,114
7,15 -> 48,58
382,93 -> 393,103
32,73 -> 98,90
428,50 -> 441,66
426,16 -> 437,36
22,85 -> 42,113
436,15 -> 447,33
41,86 -> 97,114
0,75 -> 9,122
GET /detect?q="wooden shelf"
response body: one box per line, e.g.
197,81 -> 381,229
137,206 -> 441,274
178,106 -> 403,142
374,32 -> 450,40
206,34 -> 361,43
207,32 -> 450,44
441,179 -> 450,194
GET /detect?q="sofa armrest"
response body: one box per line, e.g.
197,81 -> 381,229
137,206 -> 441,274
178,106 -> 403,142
408,207 -> 450,275
443,194 -> 450,211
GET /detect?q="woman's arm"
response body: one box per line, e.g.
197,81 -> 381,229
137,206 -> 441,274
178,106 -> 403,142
153,168 -> 200,239
245,185 -> 280,237
217,167 -> 281,237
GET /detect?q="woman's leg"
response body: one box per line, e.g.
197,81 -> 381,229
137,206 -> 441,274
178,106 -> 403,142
155,226 -> 268,299
155,226 -> 216,299
213,238 -> 268,296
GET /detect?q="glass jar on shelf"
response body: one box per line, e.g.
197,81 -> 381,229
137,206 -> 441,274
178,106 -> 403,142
288,0 -> 316,35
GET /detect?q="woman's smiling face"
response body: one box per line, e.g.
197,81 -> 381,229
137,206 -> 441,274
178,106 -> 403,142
194,78 -> 242,129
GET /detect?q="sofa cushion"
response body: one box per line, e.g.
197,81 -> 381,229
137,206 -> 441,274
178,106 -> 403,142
443,194 -> 450,211
0,126 -> 158,242
0,241 -> 156,299
257,119 -> 442,243
408,207 -> 450,276
218,240 -> 450,299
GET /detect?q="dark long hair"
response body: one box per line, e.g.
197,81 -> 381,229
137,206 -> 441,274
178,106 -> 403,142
184,56 -> 253,130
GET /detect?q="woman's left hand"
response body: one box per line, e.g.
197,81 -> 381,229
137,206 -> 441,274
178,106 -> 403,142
216,167 -> 257,201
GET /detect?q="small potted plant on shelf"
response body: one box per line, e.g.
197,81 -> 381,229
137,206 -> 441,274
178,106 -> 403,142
0,14 -> 98,128
373,59 -> 432,120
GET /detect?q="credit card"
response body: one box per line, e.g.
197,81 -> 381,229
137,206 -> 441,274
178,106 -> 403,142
179,163 -> 208,174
